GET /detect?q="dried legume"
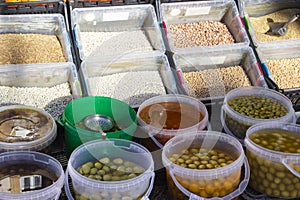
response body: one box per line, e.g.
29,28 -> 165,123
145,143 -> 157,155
0,83 -> 72,120
89,71 -> 166,107
267,58 -> 300,89
183,66 -> 251,98
0,34 -> 66,64
169,21 -> 235,48
249,9 -> 300,42
80,30 -> 153,57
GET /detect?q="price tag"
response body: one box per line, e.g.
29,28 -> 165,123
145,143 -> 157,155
185,7 -> 211,16
103,12 -> 129,21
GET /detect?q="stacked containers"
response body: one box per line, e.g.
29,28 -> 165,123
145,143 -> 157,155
160,0 -> 250,53
174,47 -> 268,102
80,55 -> 178,108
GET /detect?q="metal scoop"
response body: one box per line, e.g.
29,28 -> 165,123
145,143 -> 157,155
266,13 -> 300,36
82,114 -> 114,132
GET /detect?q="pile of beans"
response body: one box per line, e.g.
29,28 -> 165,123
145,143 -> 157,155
0,83 -> 72,120
225,96 -> 288,139
89,71 -> 166,107
80,31 -> 154,57
246,134 -> 300,198
249,8 -> 300,43
183,66 -> 251,98
75,157 -> 145,200
166,148 -> 240,199
0,34 -> 66,64
169,21 -> 235,48
267,58 -> 300,89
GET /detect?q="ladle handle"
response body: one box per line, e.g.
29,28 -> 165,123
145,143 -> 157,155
282,13 -> 300,29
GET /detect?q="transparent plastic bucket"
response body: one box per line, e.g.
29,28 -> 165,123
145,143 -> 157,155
65,138 -> 155,200
162,131 -> 250,200
0,151 -> 64,200
137,94 -> 209,148
245,122 -> 300,198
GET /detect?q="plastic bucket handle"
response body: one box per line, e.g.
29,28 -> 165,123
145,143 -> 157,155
281,158 -> 300,178
167,157 -> 250,200
64,168 -> 155,200
148,131 -> 164,149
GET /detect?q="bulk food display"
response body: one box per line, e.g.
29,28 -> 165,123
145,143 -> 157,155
71,4 -> 165,60
0,14 -> 73,64
239,0 -> 300,47
174,47 -> 267,100
160,0 -> 249,53
81,55 -> 178,108
245,122 -> 300,198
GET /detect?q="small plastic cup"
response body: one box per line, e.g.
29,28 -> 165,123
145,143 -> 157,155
162,131 -> 250,200
137,94 -> 209,148
0,151 -> 64,200
65,138 -> 155,200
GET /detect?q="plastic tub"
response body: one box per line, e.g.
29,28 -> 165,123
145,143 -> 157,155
245,122 -> 300,198
162,131 -> 250,199
239,0 -> 300,48
174,47 -> 268,101
0,105 -> 57,153
160,0 -> 249,53
0,14 -> 72,64
221,86 -> 296,143
65,138 -> 155,200
137,94 -> 209,148
80,54 -> 178,108
0,151 -> 64,200
57,96 -> 137,157
71,4 -> 165,60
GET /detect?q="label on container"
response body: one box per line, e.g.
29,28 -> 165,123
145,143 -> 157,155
103,12 -> 129,21
185,7 -> 211,16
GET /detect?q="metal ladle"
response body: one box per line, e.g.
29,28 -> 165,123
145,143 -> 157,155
82,114 -> 115,139
266,13 -> 300,36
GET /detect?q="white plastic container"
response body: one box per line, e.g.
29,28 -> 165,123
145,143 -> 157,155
137,94 -> 209,148
162,131 -> 250,199
239,0 -> 300,48
245,122 -> 300,198
0,105 -> 56,153
160,0 -> 250,53
65,139 -> 155,200
221,86 -> 296,143
0,151 -> 64,200
80,54 -> 178,108
174,47 -> 268,101
71,4 -> 165,60
0,14 -> 73,63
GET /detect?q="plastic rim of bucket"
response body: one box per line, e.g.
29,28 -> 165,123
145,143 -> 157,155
0,151 -> 64,200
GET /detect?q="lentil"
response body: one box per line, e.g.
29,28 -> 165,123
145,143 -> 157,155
267,58 -> 300,89
167,147 -> 240,199
249,9 -> 300,42
89,71 -> 166,107
80,30 -> 153,57
0,33 -> 66,64
0,83 -> 72,120
169,21 -> 235,48
183,66 -> 251,98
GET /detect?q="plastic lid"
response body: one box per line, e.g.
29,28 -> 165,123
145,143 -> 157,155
0,105 -> 57,152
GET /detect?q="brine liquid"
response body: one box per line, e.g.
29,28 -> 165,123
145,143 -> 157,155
139,102 -> 204,129
0,164 -> 58,193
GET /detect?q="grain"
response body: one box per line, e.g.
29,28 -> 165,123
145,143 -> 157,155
0,34 -> 66,64
80,30 -> 153,57
89,71 -> 166,107
169,21 -> 235,48
249,9 -> 300,42
183,66 -> 250,98
0,83 -> 72,120
267,57 -> 300,89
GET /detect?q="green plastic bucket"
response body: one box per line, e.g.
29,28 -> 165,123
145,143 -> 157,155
57,96 -> 137,157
